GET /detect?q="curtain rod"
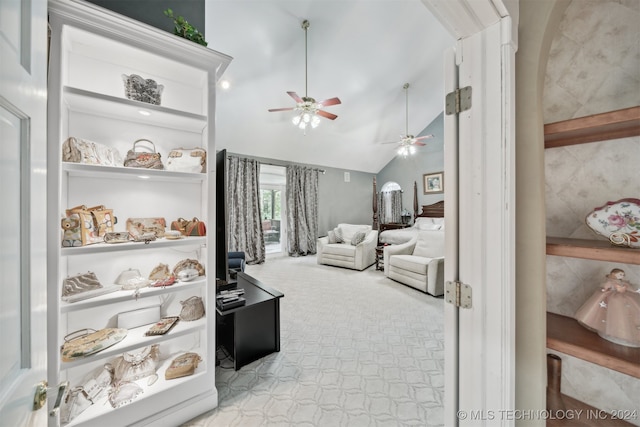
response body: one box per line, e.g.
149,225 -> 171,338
227,156 -> 325,174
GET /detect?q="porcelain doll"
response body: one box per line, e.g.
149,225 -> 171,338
575,268 -> 640,347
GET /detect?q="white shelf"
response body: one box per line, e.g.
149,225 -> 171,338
66,350 -> 206,427
61,277 -> 207,313
61,318 -> 206,369
61,236 -> 206,256
63,162 -> 207,182
63,86 -> 208,132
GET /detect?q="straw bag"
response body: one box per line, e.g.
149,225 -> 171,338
165,352 -> 201,380
123,139 -> 164,169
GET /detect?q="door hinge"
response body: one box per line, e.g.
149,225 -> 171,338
445,280 -> 472,308
445,86 -> 472,115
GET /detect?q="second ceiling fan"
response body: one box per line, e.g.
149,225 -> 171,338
381,83 -> 433,156
268,19 -> 341,131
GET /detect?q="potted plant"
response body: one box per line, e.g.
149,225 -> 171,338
164,8 -> 207,46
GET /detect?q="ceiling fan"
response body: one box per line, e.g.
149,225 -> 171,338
381,83 -> 433,156
268,19 -> 341,130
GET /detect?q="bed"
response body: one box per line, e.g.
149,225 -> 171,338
378,201 -> 445,244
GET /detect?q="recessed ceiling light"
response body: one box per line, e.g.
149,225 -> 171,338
138,175 -> 150,179
220,80 -> 230,90
138,110 -> 151,116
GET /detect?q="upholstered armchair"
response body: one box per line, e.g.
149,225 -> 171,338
317,224 -> 379,271
384,230 -> 445,296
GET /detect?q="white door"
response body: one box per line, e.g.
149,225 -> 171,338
427,1 -> 518,425
0,0 -> 50,425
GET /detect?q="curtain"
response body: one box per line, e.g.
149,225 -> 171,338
379,190 -> 402,223
285,165 -> 319,256
227,155 -> 265,264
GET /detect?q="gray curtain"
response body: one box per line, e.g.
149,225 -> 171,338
379,190 -> 402,223
285,165 -> 319,256
227,155 -> 265,264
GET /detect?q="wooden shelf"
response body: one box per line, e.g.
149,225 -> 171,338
544,106 -> 640,149
546,312 -> 640,379
546,237 -> 640,265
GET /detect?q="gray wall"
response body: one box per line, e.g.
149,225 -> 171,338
86,0 -> 205,37
376,113 -> 445,219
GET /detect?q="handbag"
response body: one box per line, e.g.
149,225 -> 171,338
170,217 -> 206,237
64,205 -> 116,246
148,263 -> 176,287
61,271 -> 119,303
123,139 -> 164,169
115,268 -> 150,290
126,217 -> 166,238
122,74 -> 164,105
165,352 -> 202,380
62,136 -> 123,166
166,147 -> 207,173
179,296 -> 205,321
112,344 -> 160,383
173,258 -> 205,277
104,231 -> 131,244
60,364 -> 114,424
61,328 -> 128,362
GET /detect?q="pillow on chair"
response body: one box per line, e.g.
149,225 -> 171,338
334,227 -> 344,243
351,231 -> 367,245
328,229 -> 338,244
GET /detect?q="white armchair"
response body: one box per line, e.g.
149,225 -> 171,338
384,230 -> 445,296
317,224 -> 378,271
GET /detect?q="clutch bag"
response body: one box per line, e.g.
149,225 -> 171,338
165,352 -> 201,380
61,328 -> 128,362
145,316 -> 180,336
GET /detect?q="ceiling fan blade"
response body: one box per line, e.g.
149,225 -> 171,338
380,141 -> 400,145
268,107 -> 295,112
412,141 -> 427,146
287,91 -> 303,103
318,97 -> 341,107
413,134 -> 434,141
317,110 -> 338,120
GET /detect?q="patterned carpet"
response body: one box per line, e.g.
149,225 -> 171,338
183,254 -> 444,427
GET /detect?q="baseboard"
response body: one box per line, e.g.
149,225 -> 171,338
132,388 -> 218,427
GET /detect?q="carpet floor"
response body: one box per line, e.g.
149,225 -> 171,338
182,254 -> 444,427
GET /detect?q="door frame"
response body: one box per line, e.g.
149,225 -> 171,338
423,1 -> 520,425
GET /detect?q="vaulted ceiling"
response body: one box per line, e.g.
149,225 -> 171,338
207,1 -> 454,173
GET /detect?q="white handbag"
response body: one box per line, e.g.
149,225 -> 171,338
166,147 -> 206,173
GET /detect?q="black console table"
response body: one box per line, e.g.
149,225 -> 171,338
216,271 -> 284,370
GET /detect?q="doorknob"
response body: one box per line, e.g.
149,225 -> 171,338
33,380 -> 69,414
33,381 -> 48,411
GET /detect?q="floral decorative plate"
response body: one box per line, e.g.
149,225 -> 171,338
585,198 -> 640,248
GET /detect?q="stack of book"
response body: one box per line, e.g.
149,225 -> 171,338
216,288 -> 246,310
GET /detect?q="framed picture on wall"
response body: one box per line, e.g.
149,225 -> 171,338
423,172 -> 444,194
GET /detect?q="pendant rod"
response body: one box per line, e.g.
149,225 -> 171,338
404,83 -> 410,135
302,20 -> 310,98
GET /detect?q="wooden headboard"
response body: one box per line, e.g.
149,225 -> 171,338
417,200 -> 445,218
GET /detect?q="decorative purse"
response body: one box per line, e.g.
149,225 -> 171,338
179,296 -> 205,321
166,147 -> 207,173
122,74 -> 164,105
126,217 -> 166,239
148,263 -> 176,287
108,381 -> 143,409
104,231 -> 131,244
60,364 -> 114,424
62,136 -> 123,166
173,258 -> 205,277
115,268 -> 150,290
165,352 -> 202,380
145,316 -> 179,336
61,271 -> 119,303
123,139 -> 164,169
64,205 -> 116,246
112,345 -> 160,383
170,217 -> 206,237
61,328 -> 128,362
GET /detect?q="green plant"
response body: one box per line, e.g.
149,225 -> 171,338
164,8 -> 207,46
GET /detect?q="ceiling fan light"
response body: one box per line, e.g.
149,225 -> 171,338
311,115 -> 320,127
292,115 -> 301,126
298,121 -> 306,130
302,113 -> 312,123
409,145 -> 416,155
